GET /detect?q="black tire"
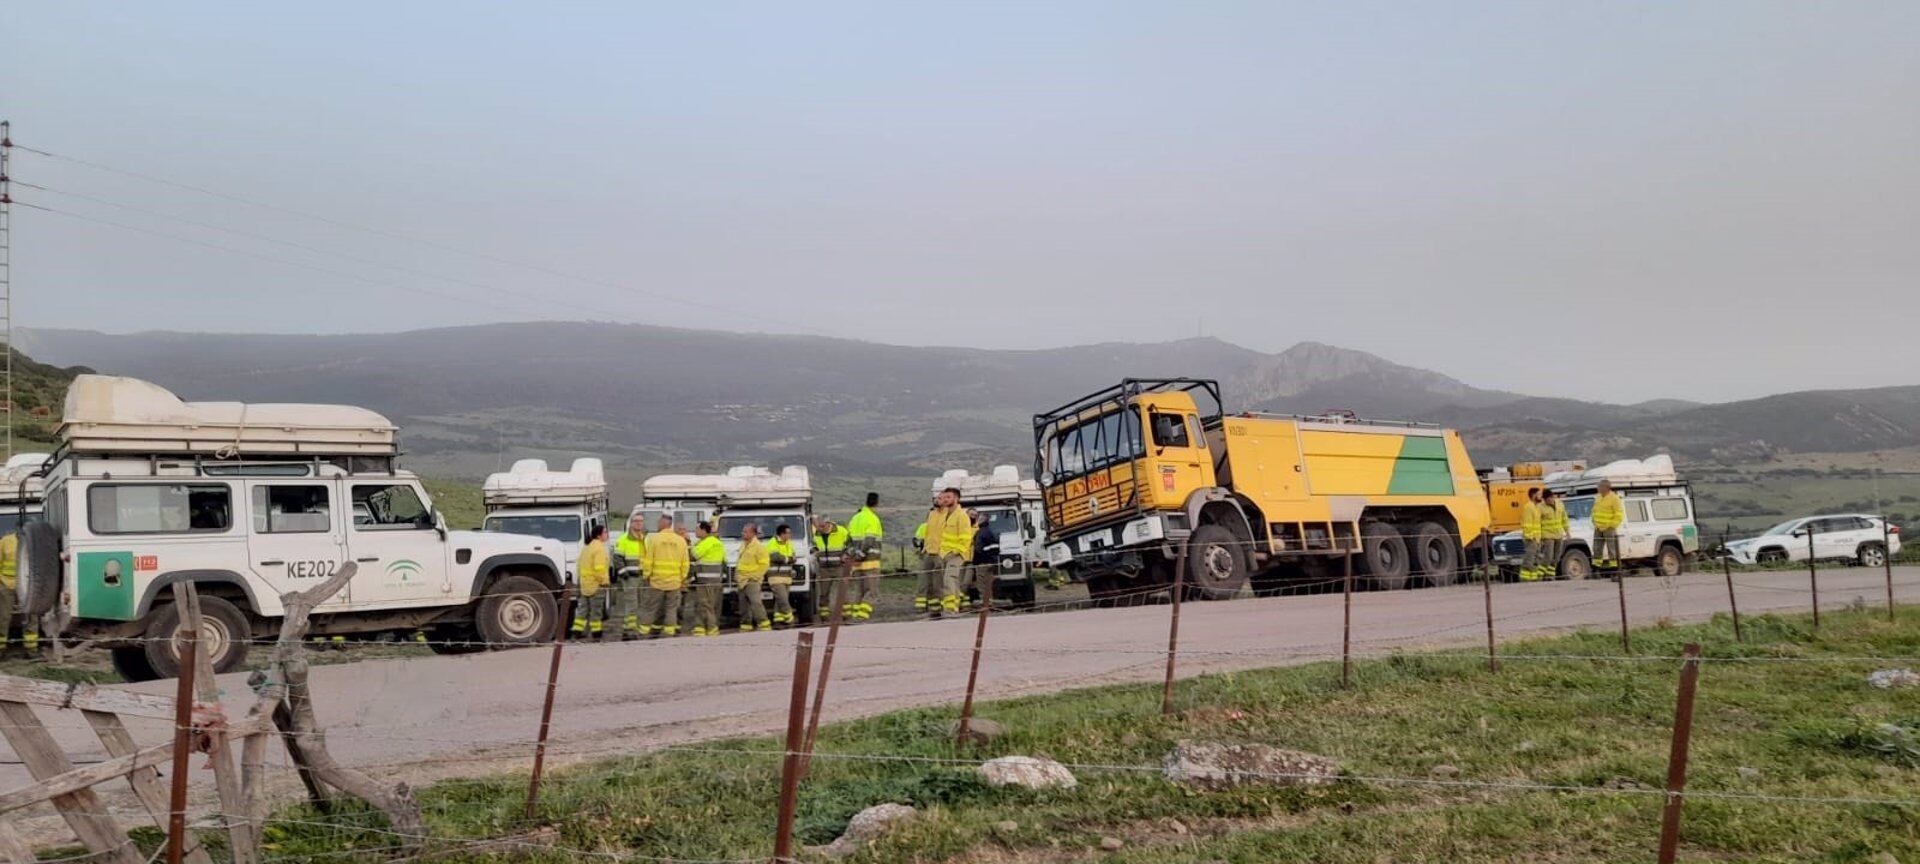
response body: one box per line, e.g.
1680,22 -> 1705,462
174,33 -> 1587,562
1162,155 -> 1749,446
1858,543 -> 1888,569
1357,521 -> 1411,590
1756,547 -> 1787,565
1559,547 -> 1593,581
110,646 -> 160,683
426,625 -> 486,654
19,521 -> 61,617
140,595 -> 252,680
1410,522 -> 1462,587
1656,545 -> 1685,578
1187,524 -> 1249,600
475,575 -> 558,648
793,587 -> 818,625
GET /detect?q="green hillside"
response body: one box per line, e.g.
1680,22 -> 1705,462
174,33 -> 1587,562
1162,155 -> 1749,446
5,347 -> 90,449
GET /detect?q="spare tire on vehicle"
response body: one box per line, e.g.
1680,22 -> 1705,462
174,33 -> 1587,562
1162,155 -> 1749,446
19,521 -> 62,617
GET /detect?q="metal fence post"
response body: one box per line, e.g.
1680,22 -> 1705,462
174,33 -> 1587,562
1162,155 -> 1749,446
1806,528 -> 1820,627
166,625 -> 199,864
524,588 -> 574,820
1655,643 -> 1704,864
773,632 -> 815,864
799,567 -> 846,779
1160,544 -> 1187,716
1341,546 -> 1355,688
1721,556 -> 1742,643
1480,532 -> 1498,673
956,577 -> 994,748
1616,569 -> 1631,655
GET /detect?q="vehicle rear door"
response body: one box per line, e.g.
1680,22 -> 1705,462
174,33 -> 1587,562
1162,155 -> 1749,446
1806,518 -> 1848,560
1644,496 -> 1692,556
345,481 -> 451,609
1621,497 -> 1654,559
244,479 -> 352,611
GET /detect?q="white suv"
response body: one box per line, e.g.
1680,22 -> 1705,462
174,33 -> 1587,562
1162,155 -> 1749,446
1724,514 -> 1901,567
22,456 -> 567,681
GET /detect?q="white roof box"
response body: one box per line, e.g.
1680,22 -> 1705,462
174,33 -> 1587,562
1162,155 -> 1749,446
0,453 -> 51,500
60,375 -> 397,457
643,465 -> 812,506
1549,455 -> 1680,490
484,457 -> 608,506
937,464 -> 1041,502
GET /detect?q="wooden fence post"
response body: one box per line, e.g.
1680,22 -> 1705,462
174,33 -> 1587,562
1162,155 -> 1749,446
1655,643 -> 1704,864
774,632 -> 815,864
1161,544 -> 1187,716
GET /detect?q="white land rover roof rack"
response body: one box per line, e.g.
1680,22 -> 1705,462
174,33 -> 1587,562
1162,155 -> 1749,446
58,375 -> 398,458
1546,455 -> 1683,493
936,465 -> 1041,503
0,453 -> 51,500
642,465 -> 812,507
485,458 -> 609,506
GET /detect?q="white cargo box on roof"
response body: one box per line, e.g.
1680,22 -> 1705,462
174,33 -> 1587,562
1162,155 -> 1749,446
937,464 -> 1041,502
59,375 -> 397,457
1547,455 -> 1680,490
643,465 -> 812,506
0,453 -> 51,500
484,457 -> 608,505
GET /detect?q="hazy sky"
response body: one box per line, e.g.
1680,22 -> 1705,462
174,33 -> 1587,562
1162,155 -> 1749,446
3,2 -> 1915,404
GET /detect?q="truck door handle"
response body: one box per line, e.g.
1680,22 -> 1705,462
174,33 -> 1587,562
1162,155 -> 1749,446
259,560 -> 285,566
356,557 -> 380,563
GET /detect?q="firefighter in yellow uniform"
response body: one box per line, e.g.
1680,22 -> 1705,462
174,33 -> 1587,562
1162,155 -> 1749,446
639,515 -> 690,637
1519,488 -> 1544,581
690,521 -> 727,636
1539,489 -> 1569,579
766,524 -> 799,627
0,528 -> 19,657
812,516 -> 851,619
608,514 -> 646,639
921,487 -> 974,617
845,493 -> 884,621
1591,480 -> 1625,570
572,525 -> 611,639
735,522 -> 772,631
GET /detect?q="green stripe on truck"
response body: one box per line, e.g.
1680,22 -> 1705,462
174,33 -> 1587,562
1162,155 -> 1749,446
1387,436 -> 1455,495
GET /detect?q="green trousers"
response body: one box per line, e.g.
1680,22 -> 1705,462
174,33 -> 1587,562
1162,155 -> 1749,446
637,586 -> 683,635
692,582 -> 723,633
736,579 -> 769,629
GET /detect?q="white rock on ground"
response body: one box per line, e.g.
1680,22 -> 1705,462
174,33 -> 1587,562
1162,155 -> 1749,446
813,803 -> 916,859
979,755 -> 1078,789
1867,668 -> 1920,690
1162,741 -> 1342,791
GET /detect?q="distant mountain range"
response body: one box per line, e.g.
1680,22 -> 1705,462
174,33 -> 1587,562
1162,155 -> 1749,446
18,324 -> 1920,475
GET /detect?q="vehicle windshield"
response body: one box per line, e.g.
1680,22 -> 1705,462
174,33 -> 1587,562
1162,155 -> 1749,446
636,508 -> 711,533
1561,497 -> 1595,520
1042,406 -> 1143,481
971,506 -> 1020,537
717,512 -> 809,539
1761,519 -> 1801,536
483,513 -> 583,544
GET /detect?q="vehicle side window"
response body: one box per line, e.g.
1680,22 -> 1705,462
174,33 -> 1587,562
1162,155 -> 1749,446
351,484 -> 431,530
253,485 -> 332,534
1625,500 -> 1649,523
1648,498 -> 1689,522
88,483 -> 232,534
1188,415 -> 1208,449
1151,411 -> 1191,448
1844,517 -> 1872,532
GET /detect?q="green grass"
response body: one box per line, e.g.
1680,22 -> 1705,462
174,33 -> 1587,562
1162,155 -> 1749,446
223,608 -> 1920,863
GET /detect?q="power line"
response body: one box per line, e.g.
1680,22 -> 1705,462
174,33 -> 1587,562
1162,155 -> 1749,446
9,141 -> 805,325
9,199 -> 545,319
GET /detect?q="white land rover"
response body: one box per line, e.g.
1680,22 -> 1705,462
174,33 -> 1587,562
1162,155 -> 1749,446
16,375 -> 567,681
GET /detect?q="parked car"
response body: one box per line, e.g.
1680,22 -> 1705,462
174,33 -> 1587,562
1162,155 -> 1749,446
1723,514 -> 1901,567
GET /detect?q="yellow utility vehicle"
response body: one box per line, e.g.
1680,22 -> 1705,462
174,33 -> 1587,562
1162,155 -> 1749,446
1033,379 -> 1491,600
1480,460 -> 1587,534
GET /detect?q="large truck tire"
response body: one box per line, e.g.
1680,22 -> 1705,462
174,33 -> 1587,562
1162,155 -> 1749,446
1358,521 -> 1411,590
1186,524 -> 1249,600
19,521 -> 62,617
1410,521 -> 1461,587
139,595 -> 252,680
476,574 -> 559,648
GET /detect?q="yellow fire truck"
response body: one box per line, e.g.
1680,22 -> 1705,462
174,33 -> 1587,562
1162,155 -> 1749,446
1033,379 -> 1492,600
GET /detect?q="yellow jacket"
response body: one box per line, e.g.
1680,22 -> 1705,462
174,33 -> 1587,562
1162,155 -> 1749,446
736,538 -> 770,582
1519,502 -> 1542,542
923,506 -> 975,561
577,538 -> 610,597
0,532 -> 16,590
766,537 -> 796,585
1592,492 -> 1625,532
1540,502 -> 1569,539
644,530 -> 691,590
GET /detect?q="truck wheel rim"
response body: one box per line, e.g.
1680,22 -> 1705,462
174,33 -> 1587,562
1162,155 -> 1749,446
181,617 -> 230,665
1201,546 -> 1235,581
1864,548 -> 1884,566
499,596 -> 541,639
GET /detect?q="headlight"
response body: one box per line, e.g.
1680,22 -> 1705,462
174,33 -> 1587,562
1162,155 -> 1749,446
1039,471 -> 1055,488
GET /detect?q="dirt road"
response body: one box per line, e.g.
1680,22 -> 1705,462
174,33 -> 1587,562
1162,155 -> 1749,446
8,565 -> 1916,845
